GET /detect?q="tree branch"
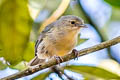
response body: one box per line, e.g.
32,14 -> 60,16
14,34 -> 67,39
51,66 -> 64,80
51,66 -> 74,80
1,36 -> 120,80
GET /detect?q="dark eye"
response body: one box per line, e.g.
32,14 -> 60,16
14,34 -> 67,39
71,21 -> 75,24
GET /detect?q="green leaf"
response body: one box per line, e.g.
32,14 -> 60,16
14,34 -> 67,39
111,7 -> 120,21
104,0 -> 120,7
23,42 -> 35,62
0,0 -> 33,65
77,34 -> 88,46
11,61 -> 27,70
0,60 -> 7,70
77,38 -> 88,46
32,71 -> 51,80
65,65 -> 120,79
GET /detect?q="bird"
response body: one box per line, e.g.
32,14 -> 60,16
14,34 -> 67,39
28,15 -> 87,66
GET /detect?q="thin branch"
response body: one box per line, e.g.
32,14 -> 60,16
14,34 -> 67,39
64,73 -> 74,80
51,66 -> 64,80
1,36 -> 120,80
51,66 -> 74,80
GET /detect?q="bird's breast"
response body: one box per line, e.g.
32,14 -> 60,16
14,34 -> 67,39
52,31 -> 78,56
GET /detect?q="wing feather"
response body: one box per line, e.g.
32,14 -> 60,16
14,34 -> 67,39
35,22 -> 56,56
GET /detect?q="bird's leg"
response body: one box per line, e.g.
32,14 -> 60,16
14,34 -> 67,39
72,49 -> 79,60
54,56 -> 63,65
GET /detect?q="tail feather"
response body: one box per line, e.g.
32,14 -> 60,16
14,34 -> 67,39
28,56 -> 45,66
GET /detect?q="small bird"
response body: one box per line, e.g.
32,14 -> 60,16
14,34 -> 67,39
28,15 -> 86,66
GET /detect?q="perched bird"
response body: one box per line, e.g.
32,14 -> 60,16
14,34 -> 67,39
28,15 -> 86,66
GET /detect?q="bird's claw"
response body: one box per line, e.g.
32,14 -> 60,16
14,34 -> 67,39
72,49 -> 79,60
54,56 -> 63,65
28,64 -> 42,72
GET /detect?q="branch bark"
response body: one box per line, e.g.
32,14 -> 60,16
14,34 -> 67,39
1,36 -> 120,80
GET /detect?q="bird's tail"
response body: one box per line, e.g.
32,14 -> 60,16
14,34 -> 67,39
28,56 -> 45,66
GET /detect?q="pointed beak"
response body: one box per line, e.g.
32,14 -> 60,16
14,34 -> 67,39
77,24 -> 88,28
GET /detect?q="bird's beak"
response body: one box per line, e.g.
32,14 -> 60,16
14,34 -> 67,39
77,24 -> 88,28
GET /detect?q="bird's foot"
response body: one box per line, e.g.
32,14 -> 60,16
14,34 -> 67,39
28,64 -> 42,72
72,49 -> 79,60
54,56 -> 63,65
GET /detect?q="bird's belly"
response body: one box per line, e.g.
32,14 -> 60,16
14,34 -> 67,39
55,50 -> 70,56
47,31 -> 78,57
54,38 -> 76,56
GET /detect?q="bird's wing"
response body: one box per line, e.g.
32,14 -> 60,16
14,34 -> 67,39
35,22 -> 56,56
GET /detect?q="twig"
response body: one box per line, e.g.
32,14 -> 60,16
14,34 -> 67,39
64,73 -> 74,80
51,66 -> 74,80
1,36 -> 120,80
51,66 -> 64,80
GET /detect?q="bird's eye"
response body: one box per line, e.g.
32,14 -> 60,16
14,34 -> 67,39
71,21 -> 75,24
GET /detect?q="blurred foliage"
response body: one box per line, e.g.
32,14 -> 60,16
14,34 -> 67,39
98,59 -> 120,77
28,0 -> 61,20
11,61 -> 27,70
39,0 -> 70,32
23,42 -> 34,62
64,0 -> 89,23
77,34 -> 88,46
0,0 -> 33,65
111,7 -> 120,21
65,65 -> 120,79
104,0 -> 120,7
32,71 -> 51,80
0,60 -> 7,70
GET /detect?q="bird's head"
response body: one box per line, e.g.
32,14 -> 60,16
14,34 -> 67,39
56,15 -> 87,32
